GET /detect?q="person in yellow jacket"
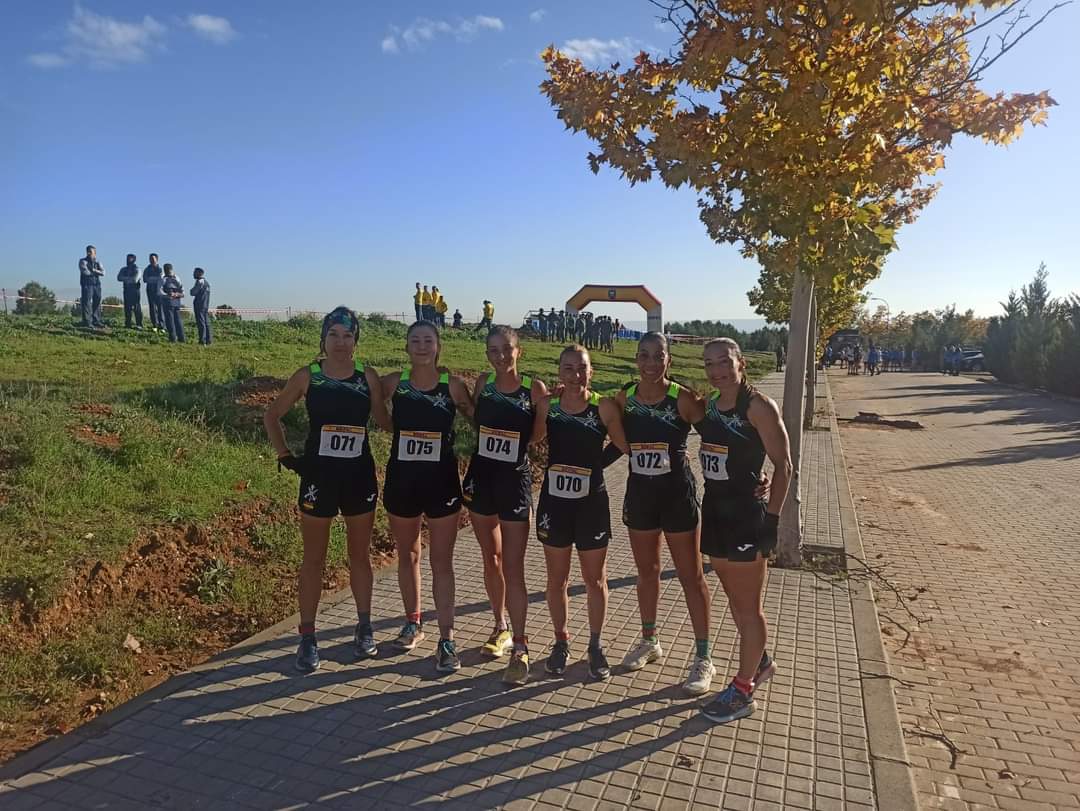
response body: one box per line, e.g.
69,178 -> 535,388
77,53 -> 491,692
475,299 -> 495,332
413,282 -> 422,322
420,286 -> 434,322
434,287 -> 449,328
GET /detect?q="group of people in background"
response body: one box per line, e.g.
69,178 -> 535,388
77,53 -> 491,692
942,345 -> 966,376
264,311 -> 792,727
535,308 -> 620,352
411,282 -> 488,332
827,343 -> 915,376
78,245 -> 212,345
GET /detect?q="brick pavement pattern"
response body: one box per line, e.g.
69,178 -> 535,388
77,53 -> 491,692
2,372 -> 884,810
831,370 -> 1080,810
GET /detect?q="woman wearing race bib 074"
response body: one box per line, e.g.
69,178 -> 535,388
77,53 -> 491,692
379,321 -> 474,674
462,325 -> 548,685
533,344 -> 629,682
264,307 -> 386,674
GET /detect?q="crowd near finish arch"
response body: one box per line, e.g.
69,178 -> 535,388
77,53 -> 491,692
565,285 -> 663,333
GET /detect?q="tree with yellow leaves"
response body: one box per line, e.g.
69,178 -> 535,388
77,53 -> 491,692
541,0 -> 1059,565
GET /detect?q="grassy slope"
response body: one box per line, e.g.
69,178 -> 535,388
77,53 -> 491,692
0,312 -> 771,747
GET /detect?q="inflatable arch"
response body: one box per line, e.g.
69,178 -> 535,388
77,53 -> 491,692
565,285 -> 663,333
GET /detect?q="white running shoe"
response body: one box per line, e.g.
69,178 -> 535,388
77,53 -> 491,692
621,638 -> 663,672
684,656 -> 716,695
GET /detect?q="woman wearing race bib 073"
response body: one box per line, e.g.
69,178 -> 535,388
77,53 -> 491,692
462,325 -> 548,685
379,321 -> 474,674
264,307 -> 387,674
533,344 -> 629,681
696,338 -> 792,725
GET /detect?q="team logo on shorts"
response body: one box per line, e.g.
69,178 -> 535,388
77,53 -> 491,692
302,484 -> 319,510
537,512 -> 550,539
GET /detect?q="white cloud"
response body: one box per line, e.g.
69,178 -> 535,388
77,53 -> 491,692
529,9 -> 547,23
27,52 -> 69,69
383,15 -> 504,53
186,14 -> 236,44
27,5 -> 167,69
559,37 -> 639,66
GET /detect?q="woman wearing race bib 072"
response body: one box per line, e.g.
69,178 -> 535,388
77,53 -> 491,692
533,344 -> 629,682
462,325 -> 548,685
264,307 -> 387,674
379,321 -> 474,674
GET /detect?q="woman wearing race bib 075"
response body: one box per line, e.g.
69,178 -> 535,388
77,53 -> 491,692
264,307 -> 386,674
379,321 -> 474,674
696,337 -> 791,725
533,344 -> 629,682
462,325 -> 548,685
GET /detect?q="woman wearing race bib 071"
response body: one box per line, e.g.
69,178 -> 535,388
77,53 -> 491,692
533,344 -> 629,682
264,307 -> 387,674
462,325 -> 548,685
379,321 -> 474,674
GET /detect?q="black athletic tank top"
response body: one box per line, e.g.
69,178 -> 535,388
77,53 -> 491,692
695,382 -> 766,497
622,381 -> 692,481
303,361 -> 372,464
546,393 -> 608,491
390,369 -> 457,464
475,372 -> 534,467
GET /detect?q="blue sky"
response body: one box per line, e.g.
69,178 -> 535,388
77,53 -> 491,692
4,1 -> 1078,325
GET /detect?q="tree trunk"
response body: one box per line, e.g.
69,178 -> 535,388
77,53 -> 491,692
777,269 -> 814,568
803,291 -> 818,431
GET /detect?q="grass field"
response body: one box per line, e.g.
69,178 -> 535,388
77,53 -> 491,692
0,311 -> 772,759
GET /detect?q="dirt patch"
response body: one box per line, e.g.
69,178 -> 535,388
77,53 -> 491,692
234,376 -> 285,411
74,403 -> 114,417
71,424 -> 121,451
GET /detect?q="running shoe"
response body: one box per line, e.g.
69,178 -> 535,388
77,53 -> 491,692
482,629 -> 513,658
702,681 -> 756,724
394,621 -> 425,651
502,650 -> 530,685
755,651 -> 777,687
545,640 -> 570,676
354,623 -> 377,659
621,638 -> 663,672
684,656 -> 716,696
435,639 -> 461,674
588,646 -> 611,681
295,634 -> 320,673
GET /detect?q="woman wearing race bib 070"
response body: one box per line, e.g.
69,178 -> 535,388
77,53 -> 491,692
379,321 -> 474,674
533,344 -> 629,682
264,307 -> 387,674
462,325 -> 548,685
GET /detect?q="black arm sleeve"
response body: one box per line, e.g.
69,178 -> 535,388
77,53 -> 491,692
600,442 -> 625,469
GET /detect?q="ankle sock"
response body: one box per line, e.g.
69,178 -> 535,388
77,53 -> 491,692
588,631 -> 601,651
298,622 -> 315,636
695,639 -> 710,660
555,631 -> 570,642
407,612 -> 421,625
734,676 -> 754,695
642,621 -> 657,642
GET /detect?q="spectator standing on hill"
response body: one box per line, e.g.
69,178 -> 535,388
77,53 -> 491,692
774,343 -> 785,372
474,299 -> 494,332
160,264 -> 185,343
78,245 -> 105,328
538,306 -> 549,341
190,268 -> 212,346
143,254 -> 164,332
420,286 -> 434,322
116,253 -> 143,329
435,288 -> 448,327
413,282 -> 422,322
452,308 -> 463,329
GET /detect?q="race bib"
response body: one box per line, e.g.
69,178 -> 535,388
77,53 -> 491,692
398,430 -> 442,462
630,442 -> 671,476
478,426 -> 520,463
548,464 -> 591,500
700,442 -> 729,481
319,425 -> 365,458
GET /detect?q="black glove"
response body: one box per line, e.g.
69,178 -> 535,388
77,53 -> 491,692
277,453 -> 305,475
757,512 -> 780,550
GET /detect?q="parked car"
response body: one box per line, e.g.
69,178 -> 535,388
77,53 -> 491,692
959,349 -> 985,372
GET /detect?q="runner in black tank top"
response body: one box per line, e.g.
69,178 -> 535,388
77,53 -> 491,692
607,332 -> 716,695
533,345 -> 629,682
264,307 -> 387,673
378,322 -> 474,675
463,326 -> 548,685
695,338 -> 792,727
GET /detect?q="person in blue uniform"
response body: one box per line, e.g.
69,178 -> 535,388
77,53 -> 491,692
463,325 -> 548,684
532,344 -> 629,682
159,264 -> 186,342
378,322 -> 474,674
190,268 -> 212,345
143,253 -> 164,331
263,307 -> 387,673
116,253 -> 143,328
696,338 -> 792,725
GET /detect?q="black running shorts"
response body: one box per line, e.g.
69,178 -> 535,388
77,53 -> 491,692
536,487 -> 611,551
700,496 -> 770,562
298,456 -> 379,519
622,473 -> 699,534
462,458 -> 533,522
383,459 -> 463,519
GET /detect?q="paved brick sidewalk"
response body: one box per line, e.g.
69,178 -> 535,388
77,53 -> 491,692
2,372 -> 897,810
831,370 -> 1080,810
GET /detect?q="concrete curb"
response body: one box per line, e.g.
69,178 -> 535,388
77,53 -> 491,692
824,372 -> 920,811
